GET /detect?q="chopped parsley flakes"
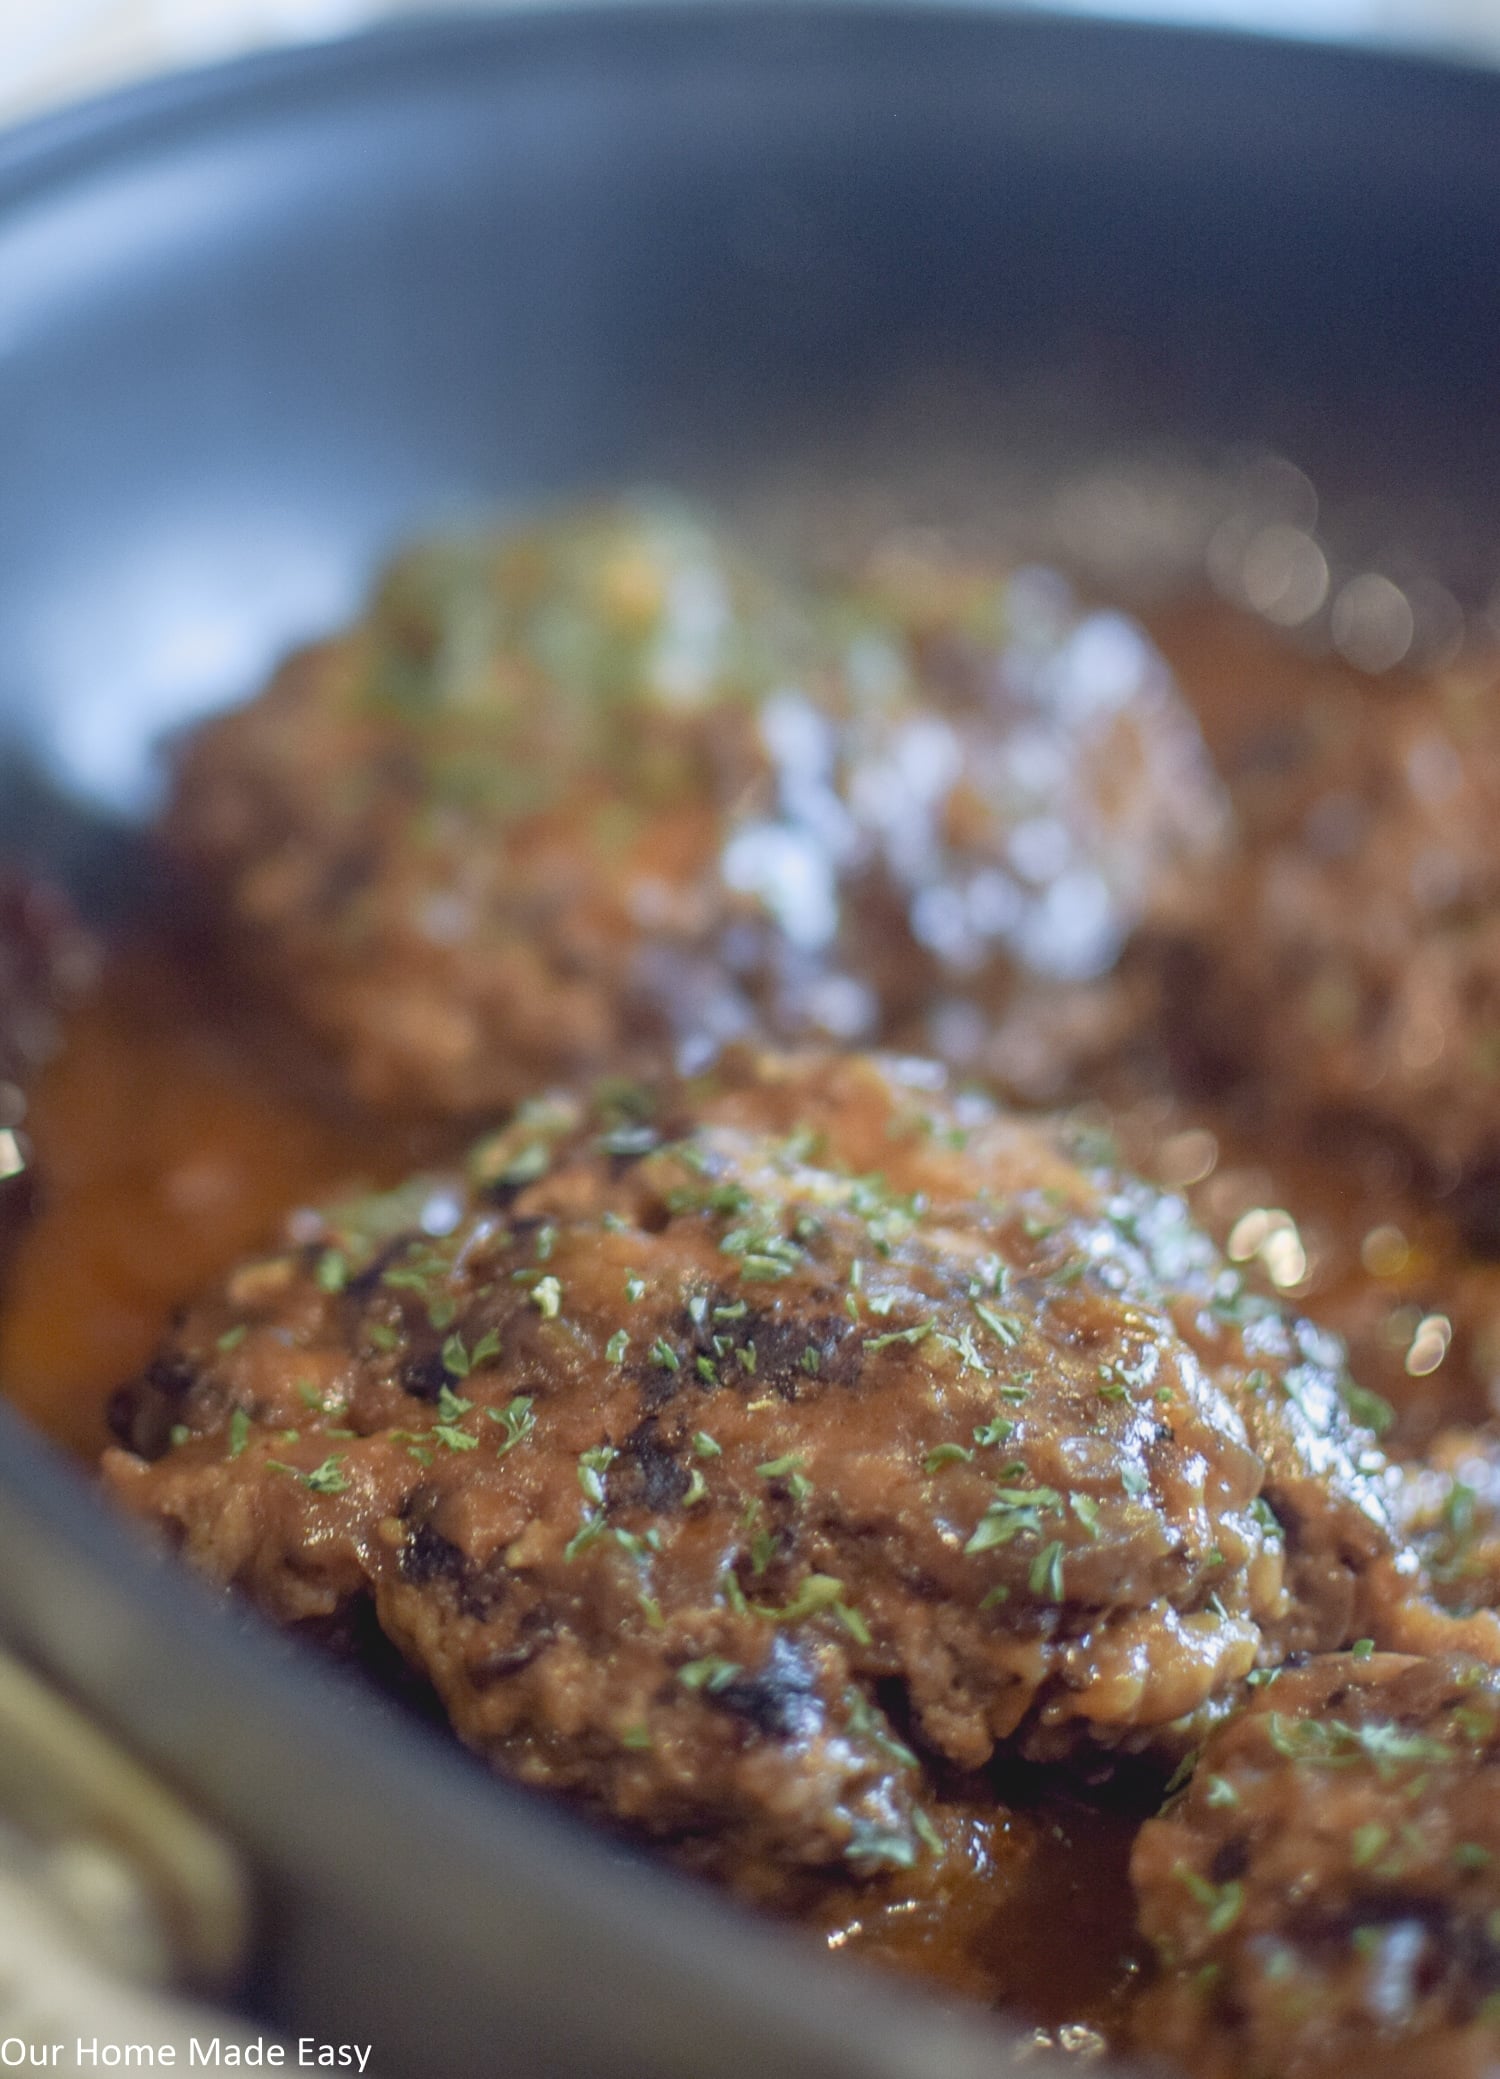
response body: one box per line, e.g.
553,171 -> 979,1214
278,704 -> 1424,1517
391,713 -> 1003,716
489,1394 -> 535,1454
864,1320 -> 934,1355
267,1454 -> 350,1495
964,1484 -> 1061,1555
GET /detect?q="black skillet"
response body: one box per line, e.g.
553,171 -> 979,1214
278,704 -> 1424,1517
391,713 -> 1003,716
1,8 -> 1499,2073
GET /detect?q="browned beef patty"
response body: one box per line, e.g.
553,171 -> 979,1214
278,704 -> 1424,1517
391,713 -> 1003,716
1156,652 -> 1500,1242
163,501 -> 1223,1115
103,1049 -> 1484,1882
1133,1652 -> 1500,2079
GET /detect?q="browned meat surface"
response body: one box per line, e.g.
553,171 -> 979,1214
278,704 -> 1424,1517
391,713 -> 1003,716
165,502 -> 789,1114
102,1050 -> 1485,1880
164,502 -> 1223,1116
1397,1425 -> 1500,1620
1132,1652 -> 1500,2079
1158,651 -> 1500,1243
0,871 -> 94,1285
782,542 -> 1227,1100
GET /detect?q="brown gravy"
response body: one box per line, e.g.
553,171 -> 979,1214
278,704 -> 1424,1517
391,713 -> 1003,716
4,598 -> 1494,2033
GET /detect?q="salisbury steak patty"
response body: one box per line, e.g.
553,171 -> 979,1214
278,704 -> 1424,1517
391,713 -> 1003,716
1160,652 -> 1500,1227
164,499 -> 796,1113
164,500 -> 1223,1114
103,1051 -> 1484,1877
1132,1653 -> 1500,2079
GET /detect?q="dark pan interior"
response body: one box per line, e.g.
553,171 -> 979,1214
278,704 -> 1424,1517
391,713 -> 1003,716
5,0 -> 1500,829
1,7 -> 1499,2073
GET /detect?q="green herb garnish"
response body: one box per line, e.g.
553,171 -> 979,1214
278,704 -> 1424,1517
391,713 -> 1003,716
489,1394 -> 535,1454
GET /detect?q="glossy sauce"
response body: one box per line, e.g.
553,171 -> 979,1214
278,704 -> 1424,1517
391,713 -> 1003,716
0,945 -> 419,1455
800,1790 -> 1146,2038
3,599 -> 1494,2036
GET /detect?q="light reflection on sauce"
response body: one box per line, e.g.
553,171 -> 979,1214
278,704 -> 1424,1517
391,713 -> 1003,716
1106,1077 -> 1500,1446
